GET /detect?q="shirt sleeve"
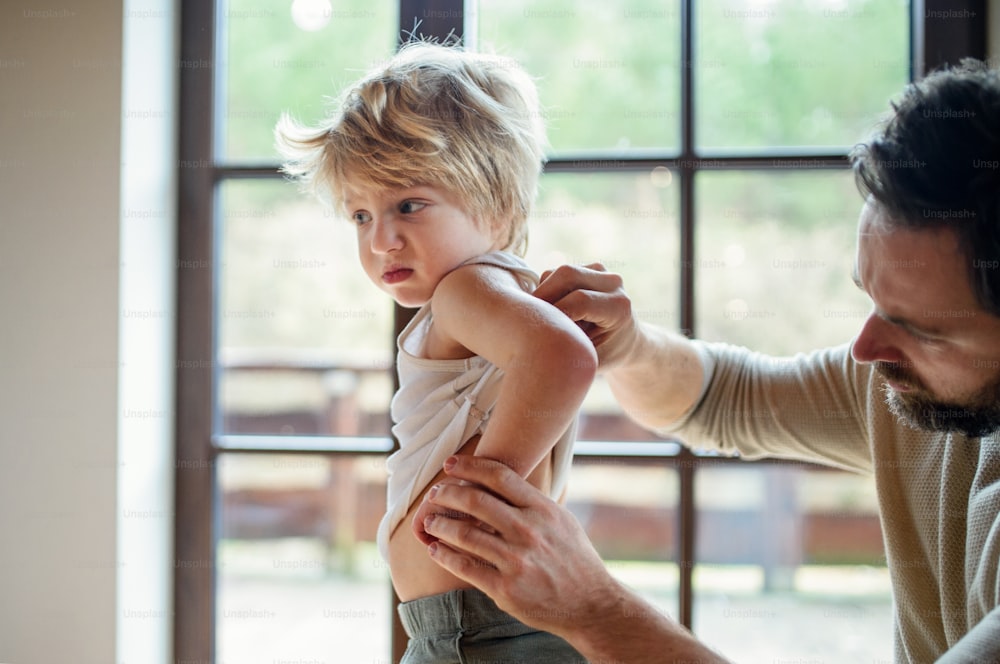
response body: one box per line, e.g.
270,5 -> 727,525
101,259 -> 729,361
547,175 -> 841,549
936,608 -> 1000,663
658,340 -> 874,474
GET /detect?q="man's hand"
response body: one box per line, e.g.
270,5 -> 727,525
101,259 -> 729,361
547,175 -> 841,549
534,262 -> 706,430
422,455 -> 616,635
422,455 -> 731,664
410,476 -> 467,546
533,263 -> 640,371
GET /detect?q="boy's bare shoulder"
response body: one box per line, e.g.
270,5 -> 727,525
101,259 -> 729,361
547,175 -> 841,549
431,261 -> 532,312
422,263 -> 534,361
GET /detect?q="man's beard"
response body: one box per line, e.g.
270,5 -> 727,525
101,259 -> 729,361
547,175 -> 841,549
876,362 -> 1000,438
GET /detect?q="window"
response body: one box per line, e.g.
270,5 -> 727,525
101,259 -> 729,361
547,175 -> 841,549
176,1 -> 986,662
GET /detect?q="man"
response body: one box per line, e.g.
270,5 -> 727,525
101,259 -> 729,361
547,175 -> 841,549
416,59 -> 1000,662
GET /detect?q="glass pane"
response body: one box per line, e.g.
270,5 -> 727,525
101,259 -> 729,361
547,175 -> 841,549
221,0 -> 397,161
693,464 -> 891,660
568,460 -> 679,617
696,0 -> 909,150
217,453 -> 390,662
477,0 -> 680,154
695,171 -> 871,355
217,179 -> 394,436
526,170 -> 679,439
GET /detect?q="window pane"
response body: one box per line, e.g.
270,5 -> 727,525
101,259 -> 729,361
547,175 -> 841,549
217,179 -> 394,436
568,460 -> 680,617
217,453 -> 390,662
526,170 -> 679,439
477,0 -> 680,154
221,0 -> 397,162
528,170 -> 680,336
693,464 -> 891,660
695,171 -> 871,355
696,0 -> 908,150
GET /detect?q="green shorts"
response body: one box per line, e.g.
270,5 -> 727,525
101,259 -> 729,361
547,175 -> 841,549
398,588 -> 586,663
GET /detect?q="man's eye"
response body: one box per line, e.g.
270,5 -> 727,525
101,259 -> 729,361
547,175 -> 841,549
399,200 -> 426,214
912,330 -> 939,344
352,211 -> 371,225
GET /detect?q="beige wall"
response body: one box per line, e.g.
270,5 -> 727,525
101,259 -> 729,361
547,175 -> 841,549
0,1 -> 174,661
0,2 -> 122,661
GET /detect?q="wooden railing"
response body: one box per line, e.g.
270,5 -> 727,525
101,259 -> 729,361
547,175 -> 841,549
216,357 -> 887,579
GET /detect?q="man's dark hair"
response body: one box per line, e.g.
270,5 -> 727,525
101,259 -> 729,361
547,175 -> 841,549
852,59 -> 1000,316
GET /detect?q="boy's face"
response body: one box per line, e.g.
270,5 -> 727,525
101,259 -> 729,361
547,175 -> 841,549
344,183 -> 501,308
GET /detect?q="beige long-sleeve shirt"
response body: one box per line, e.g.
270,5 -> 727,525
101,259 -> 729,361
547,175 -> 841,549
664,341 -> 1000,663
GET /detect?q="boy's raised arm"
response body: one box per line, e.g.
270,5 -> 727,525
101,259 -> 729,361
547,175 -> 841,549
430,263 -> 597,476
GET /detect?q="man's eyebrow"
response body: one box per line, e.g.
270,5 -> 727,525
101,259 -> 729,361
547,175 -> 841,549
883,312 -> 946,338
850,265 -> 945,337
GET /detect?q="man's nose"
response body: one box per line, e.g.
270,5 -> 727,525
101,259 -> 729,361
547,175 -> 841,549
851,313 -> 904,365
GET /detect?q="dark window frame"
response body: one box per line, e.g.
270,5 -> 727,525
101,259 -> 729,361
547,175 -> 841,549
174,0 -> 987,660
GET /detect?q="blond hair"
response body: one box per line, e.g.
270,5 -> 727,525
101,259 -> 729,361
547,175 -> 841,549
275,42 -> 546,256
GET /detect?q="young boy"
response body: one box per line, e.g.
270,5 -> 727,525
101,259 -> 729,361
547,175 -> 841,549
277,43 -> 595,662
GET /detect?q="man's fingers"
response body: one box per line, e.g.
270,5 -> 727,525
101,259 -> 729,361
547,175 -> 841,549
439,456 -> 546,510
532,263 -> 612,305
426,540 -> 500,590
534,266 -> 626,322
424,507 -> 510,570
550,288 -> 628,333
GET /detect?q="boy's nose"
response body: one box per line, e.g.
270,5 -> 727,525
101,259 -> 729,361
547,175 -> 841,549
370,219 -> 403,254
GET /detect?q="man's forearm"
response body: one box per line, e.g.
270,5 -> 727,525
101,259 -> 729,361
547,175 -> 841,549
605,322 -> 706,431
556,579 -> 730,664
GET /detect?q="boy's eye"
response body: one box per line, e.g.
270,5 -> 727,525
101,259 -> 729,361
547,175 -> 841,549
399,200 -> 426,214
352,210 -> 372,226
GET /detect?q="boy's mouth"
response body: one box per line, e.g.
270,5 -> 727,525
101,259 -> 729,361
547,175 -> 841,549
382,267 -> 414,284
